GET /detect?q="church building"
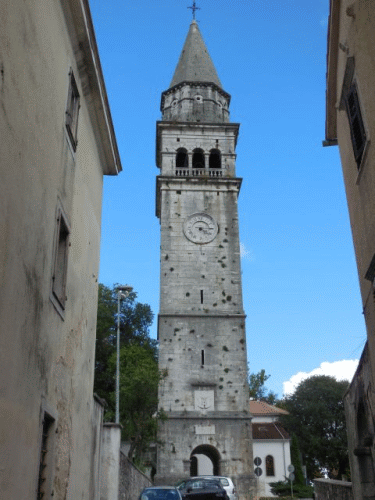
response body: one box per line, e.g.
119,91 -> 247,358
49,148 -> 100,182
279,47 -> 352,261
154,17 -> 255,500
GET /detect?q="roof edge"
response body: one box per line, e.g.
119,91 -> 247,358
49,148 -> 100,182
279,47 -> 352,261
325,0 -> 341,143
61,0 -> 122,175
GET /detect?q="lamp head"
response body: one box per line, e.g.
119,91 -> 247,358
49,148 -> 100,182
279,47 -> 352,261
116,285 -> 133,294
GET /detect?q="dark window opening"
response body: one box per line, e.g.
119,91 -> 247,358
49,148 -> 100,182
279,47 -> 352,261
65,70 -> 80,151
345,83 -> 366,168
176,148 -> 188,169
201,350 -> 205,366
37,413 -> 54,499
266,455 -> 275,476
209,149 -> 221,169
52,209 -> 70,311
200,290 -> 204,304
192,149 -> 205,169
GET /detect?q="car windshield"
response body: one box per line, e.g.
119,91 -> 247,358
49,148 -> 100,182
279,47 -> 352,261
141,489 -> 179,500
186,481 -> 221,491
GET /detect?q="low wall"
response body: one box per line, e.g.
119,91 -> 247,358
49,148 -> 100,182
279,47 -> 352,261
119,452 -> 152,500
100,423 -> 122,500
314,478 -> 353,500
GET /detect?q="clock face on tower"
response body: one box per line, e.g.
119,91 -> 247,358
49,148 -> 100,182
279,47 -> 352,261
183,213 -> 218,244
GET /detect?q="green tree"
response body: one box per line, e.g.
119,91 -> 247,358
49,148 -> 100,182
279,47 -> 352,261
280,375 -> 349,480
94,283 -> 164,462
248,368 -> 278,404
95,283 -> 156,397
106,344 -> 167,462
290,433 -> 305,486
269,479 -> 314,498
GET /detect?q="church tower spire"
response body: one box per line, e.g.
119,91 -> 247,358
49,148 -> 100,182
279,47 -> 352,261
170,20 -> 221,88
161,21 -> 230,124
155,19 -> 255,500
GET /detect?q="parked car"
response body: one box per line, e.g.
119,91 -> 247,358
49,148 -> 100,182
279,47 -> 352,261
140,486 -> 182,500
196,476 -> 237,500
176,478 -> 229,500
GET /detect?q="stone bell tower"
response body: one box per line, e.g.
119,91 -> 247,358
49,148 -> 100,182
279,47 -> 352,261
155,19 -> 254,499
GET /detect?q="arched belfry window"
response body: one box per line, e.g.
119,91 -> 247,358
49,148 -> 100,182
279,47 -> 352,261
266,455 -> 275,476
176,148 -> 188,169
192,149 -> 205,169
209,149 -> 221,169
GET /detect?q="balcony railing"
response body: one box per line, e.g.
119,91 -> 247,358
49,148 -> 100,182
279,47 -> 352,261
175,168 -> 223,178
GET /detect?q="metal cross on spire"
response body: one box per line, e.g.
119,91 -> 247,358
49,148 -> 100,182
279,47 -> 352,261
188,1 -> 200,20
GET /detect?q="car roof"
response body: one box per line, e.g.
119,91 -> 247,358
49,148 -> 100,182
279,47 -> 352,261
143,487 -> 178,490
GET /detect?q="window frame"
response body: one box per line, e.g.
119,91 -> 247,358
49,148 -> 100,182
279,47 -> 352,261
50,205 -> 70,317
265,455 -> 275,477
37,403 -> 56,500
65,69 -> 80,152
345,81 -> 367,169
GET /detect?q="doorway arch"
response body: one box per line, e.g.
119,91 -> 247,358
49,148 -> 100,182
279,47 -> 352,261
190,445 -> 221,476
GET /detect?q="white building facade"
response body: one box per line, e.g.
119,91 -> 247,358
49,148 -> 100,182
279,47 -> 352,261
250,401 -> 291,498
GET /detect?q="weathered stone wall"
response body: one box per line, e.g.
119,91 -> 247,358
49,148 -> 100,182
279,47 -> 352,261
0,0 -> 120,498
119,452 -> 152,500
344,344 -> 375,500
314,479 -> 353,500
325,2 -> 375,498
90,396 -> 105,500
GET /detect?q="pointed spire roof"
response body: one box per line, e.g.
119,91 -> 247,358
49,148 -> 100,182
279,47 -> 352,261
169,20 -> 222,89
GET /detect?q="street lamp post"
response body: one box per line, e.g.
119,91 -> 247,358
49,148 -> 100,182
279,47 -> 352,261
116,285 -> 133,424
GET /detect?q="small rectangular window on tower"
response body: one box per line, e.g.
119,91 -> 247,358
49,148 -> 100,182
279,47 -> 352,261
200,290 -> 204,304
201,350 -> 205,366
65,70 -> 80,151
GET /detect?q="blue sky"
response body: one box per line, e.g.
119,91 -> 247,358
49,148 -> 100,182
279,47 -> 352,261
90,0 -> 366,397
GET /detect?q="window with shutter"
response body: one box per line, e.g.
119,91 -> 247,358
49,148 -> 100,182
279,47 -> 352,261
37,413 -> 55,499
51,207 -> 70,316
345,83 -> 366,168
65,70 -> 80,151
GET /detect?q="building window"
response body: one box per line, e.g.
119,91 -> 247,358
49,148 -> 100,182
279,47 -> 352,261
65,70 -> 80,151
37,412 -> 55,499
266,455 -> 275,476
52,208 -> 70,313
192,149 -> 205,169
209,149 -> 221,169
345,82 -> 366,168
364,253 -> 375,284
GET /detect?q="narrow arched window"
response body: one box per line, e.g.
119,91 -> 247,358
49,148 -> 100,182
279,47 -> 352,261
266,455 -> 275,476
209,149 -> 221,169
192,149 -> 205,169
176,148 -> 188,169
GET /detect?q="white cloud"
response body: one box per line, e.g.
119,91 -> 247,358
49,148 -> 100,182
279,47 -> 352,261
283,359 -> 359,396
240,242 -> 253,260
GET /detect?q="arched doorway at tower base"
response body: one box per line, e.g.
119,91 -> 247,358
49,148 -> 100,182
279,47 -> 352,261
190,445 -> 221,476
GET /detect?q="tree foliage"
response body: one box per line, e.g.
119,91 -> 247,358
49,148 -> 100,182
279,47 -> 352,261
269,479 -> 314,498
94,283 -> 164,462
248,368 -> 278,404
280,375 -> 349,480
290,434 -> 304,486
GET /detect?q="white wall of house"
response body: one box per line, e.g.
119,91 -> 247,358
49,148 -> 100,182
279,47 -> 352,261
253,439 -> 291,498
